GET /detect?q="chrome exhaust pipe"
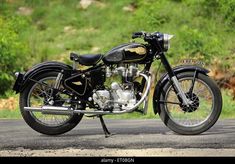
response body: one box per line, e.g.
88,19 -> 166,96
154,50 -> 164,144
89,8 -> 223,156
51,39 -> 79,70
120,72 -> 151,113
24,106 -> 74,115
24,106 -> 114,115
24,106 -> 113,115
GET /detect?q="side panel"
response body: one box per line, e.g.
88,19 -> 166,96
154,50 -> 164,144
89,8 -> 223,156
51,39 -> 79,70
13,61 -> 72,93
152,65 -> 209,114
63,66 -> 105,97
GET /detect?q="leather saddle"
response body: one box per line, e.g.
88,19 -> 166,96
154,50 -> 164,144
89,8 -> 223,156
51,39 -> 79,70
70,52 -> 103,66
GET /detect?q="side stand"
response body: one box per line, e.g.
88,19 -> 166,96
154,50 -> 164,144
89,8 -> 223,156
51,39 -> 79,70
99,115 -> 112,138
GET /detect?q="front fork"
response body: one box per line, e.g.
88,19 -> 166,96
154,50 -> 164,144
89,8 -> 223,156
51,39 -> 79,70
160,53 -> 191,106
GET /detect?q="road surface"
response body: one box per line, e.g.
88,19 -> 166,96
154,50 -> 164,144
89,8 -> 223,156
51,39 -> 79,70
0,118 -> 235,156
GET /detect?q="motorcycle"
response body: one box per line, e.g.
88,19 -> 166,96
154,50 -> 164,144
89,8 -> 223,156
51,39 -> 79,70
13,31 -> 222,137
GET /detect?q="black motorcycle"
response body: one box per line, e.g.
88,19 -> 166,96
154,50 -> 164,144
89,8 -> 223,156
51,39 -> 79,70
13,31 -> 222,137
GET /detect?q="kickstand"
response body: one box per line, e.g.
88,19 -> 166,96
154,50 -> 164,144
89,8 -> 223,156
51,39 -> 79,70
99,115 -> 112,138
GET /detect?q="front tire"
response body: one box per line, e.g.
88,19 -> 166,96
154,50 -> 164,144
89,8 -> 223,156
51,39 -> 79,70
19,71 -> 84,135
153,72 -> 222,135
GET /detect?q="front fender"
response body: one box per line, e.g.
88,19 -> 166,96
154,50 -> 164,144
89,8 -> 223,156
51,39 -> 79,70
13,61 -> 72,94
152,65 -> 209,114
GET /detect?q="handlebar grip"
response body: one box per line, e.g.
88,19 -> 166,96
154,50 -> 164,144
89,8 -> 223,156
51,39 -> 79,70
133,32 -> 143,35
132,31 -> 144,39
132,34 -> 139,39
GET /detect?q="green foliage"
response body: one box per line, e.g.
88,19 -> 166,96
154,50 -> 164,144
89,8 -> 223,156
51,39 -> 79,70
0,16 -> 29,95
177,25 -> 224,59
0,109 -> 21,119
200,0 -> 235,26
220,90 -> 235,119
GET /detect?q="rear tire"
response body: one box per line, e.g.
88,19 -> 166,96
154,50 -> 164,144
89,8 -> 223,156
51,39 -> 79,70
19,71 -> 84,135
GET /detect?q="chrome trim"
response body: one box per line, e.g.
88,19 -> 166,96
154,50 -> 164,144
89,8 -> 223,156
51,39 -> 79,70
15,72 -> 20,78
72,61 -> 77,70
163,33 -> 174,50
24,107 -> 42,112
24,106 -> 74,115
119,72 -> 151,112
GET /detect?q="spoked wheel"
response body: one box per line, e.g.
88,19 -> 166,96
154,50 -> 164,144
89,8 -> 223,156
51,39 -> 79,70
155,72 -> 222,135
20,71 -> 84,135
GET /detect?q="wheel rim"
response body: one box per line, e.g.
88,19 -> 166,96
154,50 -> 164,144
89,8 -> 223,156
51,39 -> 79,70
26,76 -> 73,127
164,77 -> 214,127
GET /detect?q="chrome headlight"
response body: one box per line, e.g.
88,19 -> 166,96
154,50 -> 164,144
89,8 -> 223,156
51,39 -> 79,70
163,33 -> 174,51
15,72 -> 20,78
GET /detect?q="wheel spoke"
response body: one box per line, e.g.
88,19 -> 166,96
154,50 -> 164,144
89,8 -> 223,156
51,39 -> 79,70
188,71 -> 197,95
157,100 -> 180,105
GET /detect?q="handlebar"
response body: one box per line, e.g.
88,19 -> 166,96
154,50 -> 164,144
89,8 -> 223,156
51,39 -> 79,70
132,31 -> 162,41
131,31 -> 173,52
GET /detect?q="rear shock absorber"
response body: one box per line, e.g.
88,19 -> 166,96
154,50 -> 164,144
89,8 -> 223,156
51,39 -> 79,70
54,71 -> 64,89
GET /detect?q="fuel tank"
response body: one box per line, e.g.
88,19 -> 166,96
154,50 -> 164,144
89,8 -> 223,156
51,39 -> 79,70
102,43 -> 147,64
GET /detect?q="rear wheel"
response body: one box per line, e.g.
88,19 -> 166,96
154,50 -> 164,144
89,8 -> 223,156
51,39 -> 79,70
19,71 -> 84,135
154,72 -> 222,135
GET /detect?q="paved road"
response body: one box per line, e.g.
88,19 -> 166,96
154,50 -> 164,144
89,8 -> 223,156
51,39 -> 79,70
0,118 -> 235,150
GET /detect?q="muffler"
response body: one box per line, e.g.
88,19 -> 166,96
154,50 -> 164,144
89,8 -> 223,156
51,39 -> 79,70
24,106 -> 74,115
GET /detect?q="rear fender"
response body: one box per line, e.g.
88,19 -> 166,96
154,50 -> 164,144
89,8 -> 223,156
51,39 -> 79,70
13,61 -> 72,93
152,65 -> 209,114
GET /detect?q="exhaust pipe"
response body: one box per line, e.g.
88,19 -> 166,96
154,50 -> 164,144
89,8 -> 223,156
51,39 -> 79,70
24,106 -> 74,115
24,106 -> 113,115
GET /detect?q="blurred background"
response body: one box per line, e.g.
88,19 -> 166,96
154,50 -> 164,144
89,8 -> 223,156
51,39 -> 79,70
0,0 -> 235,119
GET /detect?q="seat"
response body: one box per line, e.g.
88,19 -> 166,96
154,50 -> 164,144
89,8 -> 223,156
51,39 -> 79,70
70,53 -> 103,66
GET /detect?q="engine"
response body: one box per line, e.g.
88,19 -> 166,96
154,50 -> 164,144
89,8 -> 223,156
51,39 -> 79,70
92,64 -> 139,110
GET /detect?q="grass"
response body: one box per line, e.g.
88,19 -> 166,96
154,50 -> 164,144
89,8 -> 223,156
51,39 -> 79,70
220,89 -> 235,119
0,109 -> 21,119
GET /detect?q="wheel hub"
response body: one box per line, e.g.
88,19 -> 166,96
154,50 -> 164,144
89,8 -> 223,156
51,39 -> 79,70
180,92 -> 199,113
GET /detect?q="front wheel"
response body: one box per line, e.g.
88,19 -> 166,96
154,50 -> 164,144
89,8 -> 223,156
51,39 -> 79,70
153,72 -> 222,135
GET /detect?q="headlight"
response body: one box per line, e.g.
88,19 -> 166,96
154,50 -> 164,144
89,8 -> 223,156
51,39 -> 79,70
15,72 -> 20,78
163,33 -> 174,51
